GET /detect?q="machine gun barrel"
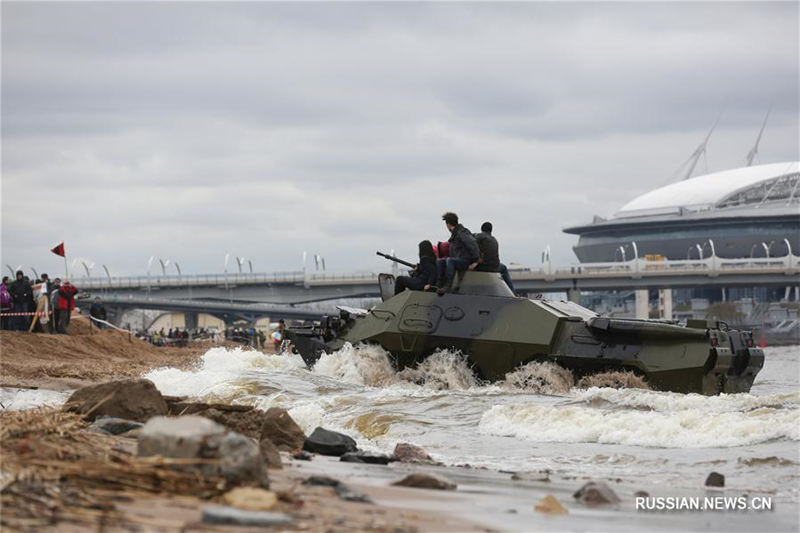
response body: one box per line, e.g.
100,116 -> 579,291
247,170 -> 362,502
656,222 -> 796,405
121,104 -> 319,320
376,251 -> 417,269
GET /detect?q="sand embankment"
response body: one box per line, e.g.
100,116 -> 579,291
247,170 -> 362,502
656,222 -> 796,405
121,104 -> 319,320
0,316 -> 205,390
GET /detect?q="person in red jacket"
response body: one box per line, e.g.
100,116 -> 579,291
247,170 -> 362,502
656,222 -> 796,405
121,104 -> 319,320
57,280 -> 78,334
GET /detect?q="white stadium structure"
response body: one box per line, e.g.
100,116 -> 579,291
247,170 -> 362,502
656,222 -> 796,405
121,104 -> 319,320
564,161 -> 800,263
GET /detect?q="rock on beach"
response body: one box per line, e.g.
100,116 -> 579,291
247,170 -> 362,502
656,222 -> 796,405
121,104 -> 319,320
392,473 -> 456,491
393,442 -> 433,463
260,407 -> 306,451
65,379 -> 167,422
573,481 -> 621,506
303,427 -> 358,456
137,415 -> 267,486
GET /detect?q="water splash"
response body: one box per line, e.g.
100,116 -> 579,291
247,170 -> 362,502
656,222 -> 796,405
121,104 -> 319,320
143,346 -> 303,399
576,371 -> 650,390
500,361 -> 574,394
396,350 -> 479,390
312,343 -> 397,386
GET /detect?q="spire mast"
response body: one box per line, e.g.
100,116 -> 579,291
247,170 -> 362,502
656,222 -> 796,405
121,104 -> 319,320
746,107 -> 770,167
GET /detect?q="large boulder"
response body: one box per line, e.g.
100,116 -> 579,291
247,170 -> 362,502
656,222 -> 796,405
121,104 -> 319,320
65,379 -> 167,422
303,427 -> 357,456
138,416 -> 267,486
260,408 -> 306,451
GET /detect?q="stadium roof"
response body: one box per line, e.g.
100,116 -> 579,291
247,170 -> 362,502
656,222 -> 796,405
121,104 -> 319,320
615,161 -> 800,219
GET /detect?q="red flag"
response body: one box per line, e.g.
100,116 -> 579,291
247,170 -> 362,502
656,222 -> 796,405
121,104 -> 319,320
51,242 -> 65,257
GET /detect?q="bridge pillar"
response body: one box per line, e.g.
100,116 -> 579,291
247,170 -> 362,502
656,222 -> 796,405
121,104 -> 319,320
567,288 -> 581,304
185,312 -> 198,330
635,289 -> 649,319
658,288 -> 673,320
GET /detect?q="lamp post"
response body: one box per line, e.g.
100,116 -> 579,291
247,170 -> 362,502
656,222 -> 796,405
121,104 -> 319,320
102,264 -> 112,295
147,256 -> 155,298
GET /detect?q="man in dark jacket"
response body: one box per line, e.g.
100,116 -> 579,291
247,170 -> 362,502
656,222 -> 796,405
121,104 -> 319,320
437,212 -> 480,295
395,240 -> 438,295
475,222 -> 515,292
9,270 -> 33,331
90,297 -> 107,329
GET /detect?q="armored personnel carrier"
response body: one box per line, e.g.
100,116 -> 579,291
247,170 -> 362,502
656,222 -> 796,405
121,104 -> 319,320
286,267 -> 764,395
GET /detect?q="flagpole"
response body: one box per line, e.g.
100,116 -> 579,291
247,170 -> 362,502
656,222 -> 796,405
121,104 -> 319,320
64,254 -> 69,280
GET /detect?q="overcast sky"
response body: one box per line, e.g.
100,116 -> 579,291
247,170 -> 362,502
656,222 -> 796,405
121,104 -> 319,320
2,2 -> 798,278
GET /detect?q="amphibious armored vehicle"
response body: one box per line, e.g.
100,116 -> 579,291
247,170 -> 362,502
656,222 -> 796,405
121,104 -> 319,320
286,269 -> 764,395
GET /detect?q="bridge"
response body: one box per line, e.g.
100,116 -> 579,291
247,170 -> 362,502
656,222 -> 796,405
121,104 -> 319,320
74,255 -> 799,326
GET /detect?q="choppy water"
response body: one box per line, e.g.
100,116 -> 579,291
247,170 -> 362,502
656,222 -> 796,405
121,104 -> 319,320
141,344 -> 800,504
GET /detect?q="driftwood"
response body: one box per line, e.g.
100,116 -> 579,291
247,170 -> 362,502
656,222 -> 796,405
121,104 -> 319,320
0,408 -> 233,531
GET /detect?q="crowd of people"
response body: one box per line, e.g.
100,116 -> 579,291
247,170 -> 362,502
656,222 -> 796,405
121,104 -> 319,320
394,212 -> 516,296
135,327 -> 216,347
0,270 -> 79,333
134,320 -> 287,350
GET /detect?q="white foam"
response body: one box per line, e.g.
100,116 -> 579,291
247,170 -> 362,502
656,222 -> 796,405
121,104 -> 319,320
574,387 -> 800,413
143,347 -> 304,399
479,401 -> 800,448
287,402 -> 327,434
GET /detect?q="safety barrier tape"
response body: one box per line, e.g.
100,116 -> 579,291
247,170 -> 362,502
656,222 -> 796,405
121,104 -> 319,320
0,311 -> 52,317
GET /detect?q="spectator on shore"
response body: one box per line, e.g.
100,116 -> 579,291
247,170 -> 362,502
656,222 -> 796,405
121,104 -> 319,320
9,270 -> 34,331
57,280 -> 78,334
49,278 -> 61,334
90,297 -> 107,329
0,276 -> 11,330
271,319 -> 286,349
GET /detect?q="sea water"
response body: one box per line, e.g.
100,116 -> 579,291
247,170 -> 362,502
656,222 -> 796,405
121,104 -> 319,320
140,344 -> 800,505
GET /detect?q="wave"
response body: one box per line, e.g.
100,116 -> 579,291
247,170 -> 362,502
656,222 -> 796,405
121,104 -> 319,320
479,399 -> 800,448
143,347 -> 304,400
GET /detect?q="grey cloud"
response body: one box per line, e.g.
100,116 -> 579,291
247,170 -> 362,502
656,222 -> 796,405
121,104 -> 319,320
2,2 -> 798,274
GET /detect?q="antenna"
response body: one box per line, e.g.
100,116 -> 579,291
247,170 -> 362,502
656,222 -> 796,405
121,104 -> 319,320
680,114 -> 721,181
746,107 -> 770,167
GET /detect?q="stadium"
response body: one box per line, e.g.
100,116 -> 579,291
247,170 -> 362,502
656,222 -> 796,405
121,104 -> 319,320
564,161 -> 800,263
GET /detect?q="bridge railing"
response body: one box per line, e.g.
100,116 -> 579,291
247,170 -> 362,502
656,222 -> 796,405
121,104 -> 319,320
73,255 -> 798,289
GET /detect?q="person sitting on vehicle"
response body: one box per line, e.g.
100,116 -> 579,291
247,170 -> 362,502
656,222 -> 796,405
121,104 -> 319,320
395,240 -> 438,295
474,221 -> 515,292
436,212 -> 480,295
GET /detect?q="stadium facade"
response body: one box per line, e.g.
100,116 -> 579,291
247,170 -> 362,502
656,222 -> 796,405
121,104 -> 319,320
564,161 -> 800,263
